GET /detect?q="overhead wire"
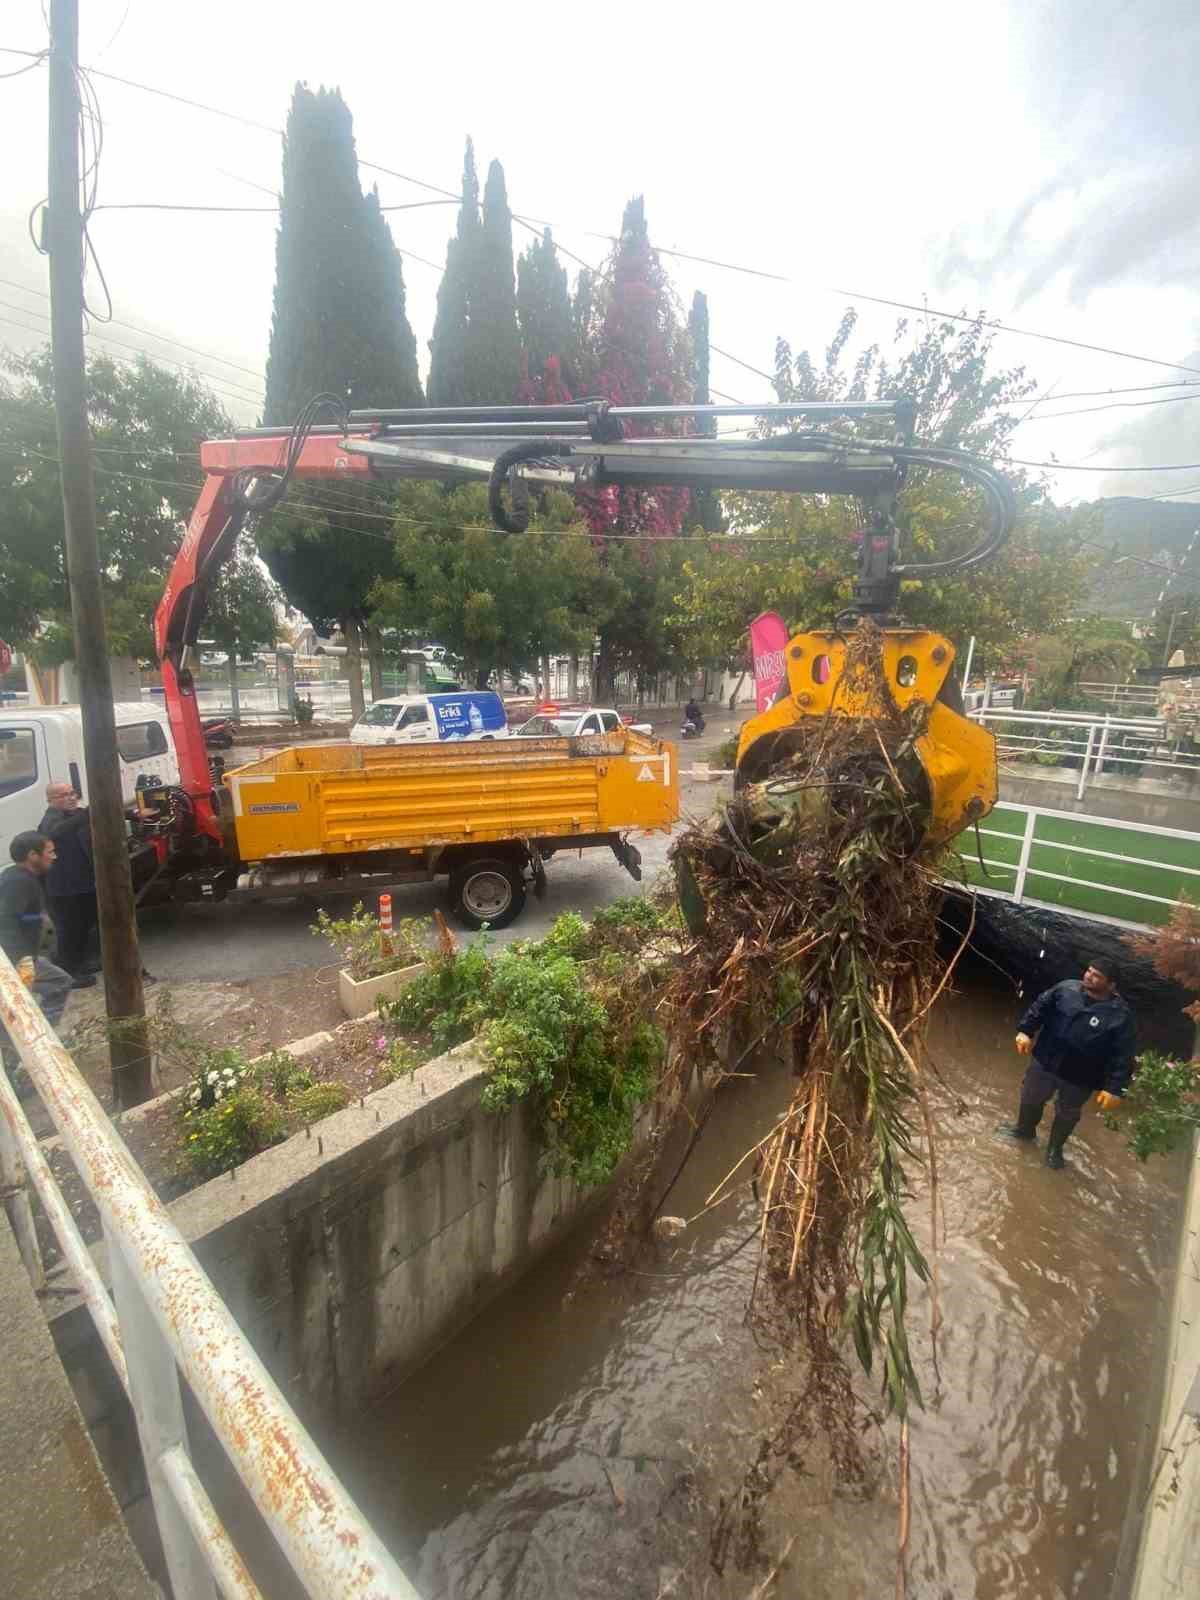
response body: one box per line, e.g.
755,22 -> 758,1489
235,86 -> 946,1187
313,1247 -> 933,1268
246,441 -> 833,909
72,58 -> 1200,384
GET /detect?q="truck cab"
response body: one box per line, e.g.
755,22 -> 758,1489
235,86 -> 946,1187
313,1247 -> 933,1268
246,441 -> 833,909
0,703 -> 178,861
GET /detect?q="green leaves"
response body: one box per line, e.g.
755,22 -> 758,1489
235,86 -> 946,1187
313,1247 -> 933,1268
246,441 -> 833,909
1103,1050 -> 1200,1161
0,348 -> 232,657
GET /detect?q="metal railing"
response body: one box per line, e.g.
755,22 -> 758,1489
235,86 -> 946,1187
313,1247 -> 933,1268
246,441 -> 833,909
1077,679 -> 1161,709
969,707 -> 1200,799
0,950 -> 419,1600
961,800 -> 1200,932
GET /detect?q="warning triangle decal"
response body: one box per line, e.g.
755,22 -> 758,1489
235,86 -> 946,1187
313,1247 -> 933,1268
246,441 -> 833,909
637,763 -> 656,782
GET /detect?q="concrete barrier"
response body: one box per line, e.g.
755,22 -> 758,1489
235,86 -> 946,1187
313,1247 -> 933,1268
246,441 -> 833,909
1128,1131 -> 1200,1598
55,1036 -> 680,1424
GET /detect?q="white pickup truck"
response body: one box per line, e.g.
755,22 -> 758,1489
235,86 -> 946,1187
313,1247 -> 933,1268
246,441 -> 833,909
516,707 -> 653,738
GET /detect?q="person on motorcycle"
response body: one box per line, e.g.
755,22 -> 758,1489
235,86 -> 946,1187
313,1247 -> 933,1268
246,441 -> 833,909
684,698 -> 705,733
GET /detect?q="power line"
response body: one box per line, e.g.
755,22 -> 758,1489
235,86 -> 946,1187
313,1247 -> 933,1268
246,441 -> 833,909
91,197 -> 461,214
0,275 -> 267,380
1012,455 -> 1200,473
1012,390 -> 1200,425
0,303 -> 265,403
78,58 -> 1200,384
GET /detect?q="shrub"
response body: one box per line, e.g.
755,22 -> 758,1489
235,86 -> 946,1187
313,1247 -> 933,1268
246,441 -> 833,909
715,734 -> 740,770
381,921 -> 667,1187
1103,1050 -> 1200,1161
289,1081 -> 351,1124
312,903 -> 428,981
181,1083 -> 286,1178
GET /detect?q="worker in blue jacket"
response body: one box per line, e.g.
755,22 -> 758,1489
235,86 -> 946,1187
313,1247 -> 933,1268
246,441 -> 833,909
998,955 -> 1136,1169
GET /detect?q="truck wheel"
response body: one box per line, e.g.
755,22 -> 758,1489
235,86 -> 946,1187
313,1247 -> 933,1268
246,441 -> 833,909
449,857 -> 526,930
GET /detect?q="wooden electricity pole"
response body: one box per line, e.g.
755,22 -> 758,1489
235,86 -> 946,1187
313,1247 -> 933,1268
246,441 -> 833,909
47,0 -> 153,1106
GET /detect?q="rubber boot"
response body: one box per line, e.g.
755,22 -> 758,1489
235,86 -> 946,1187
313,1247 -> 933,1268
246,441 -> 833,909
1045,1117 -> 1073,1170
997,1101 -> 1041,1142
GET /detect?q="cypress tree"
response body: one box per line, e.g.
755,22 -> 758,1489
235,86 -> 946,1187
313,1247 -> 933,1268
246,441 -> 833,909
468,160 -> 522,403
261,83 -> 421,719
517,228 -> 575,398
427,140 -> 480,407
265,84 -> 421,423
688,290 -> 724,531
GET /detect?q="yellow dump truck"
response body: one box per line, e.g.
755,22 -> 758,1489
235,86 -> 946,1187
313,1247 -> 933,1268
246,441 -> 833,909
205,728 -> 678,928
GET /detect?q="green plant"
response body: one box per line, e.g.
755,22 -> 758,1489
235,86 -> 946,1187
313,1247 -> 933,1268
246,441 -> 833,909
312,903 -> 428,981
259,1050 -> 314,1100
181,1083 -> 287,1178
372,1037 -> 419,1085
294,693 -> 316,725
288,1081 -> 351,1124
1103,1050 -> 1200,1161
379,919 -> 666,1186
715,734 -> 740,770
381,936 -> 494,1051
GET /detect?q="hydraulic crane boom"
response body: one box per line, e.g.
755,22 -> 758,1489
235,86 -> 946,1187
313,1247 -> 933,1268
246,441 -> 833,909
153,395 -> 1017,878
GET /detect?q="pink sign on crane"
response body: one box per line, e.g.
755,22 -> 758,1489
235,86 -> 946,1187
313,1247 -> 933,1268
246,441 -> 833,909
749,611 -> 789,714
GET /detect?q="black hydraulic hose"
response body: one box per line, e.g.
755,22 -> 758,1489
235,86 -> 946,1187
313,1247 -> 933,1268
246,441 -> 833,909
487,440 -> 574,533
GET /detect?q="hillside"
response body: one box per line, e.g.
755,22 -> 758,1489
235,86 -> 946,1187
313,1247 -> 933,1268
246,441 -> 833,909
1088,497 -> 1200,619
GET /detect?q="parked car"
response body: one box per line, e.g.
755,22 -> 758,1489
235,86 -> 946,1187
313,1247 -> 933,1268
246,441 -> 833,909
350,691 -> 510,747
516,707 -> 653,738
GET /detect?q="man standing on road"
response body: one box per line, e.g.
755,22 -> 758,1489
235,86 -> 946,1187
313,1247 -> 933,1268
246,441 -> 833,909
998,956 -> 1136,1169
0,831 -> 74,1042
39,782 -> 98,989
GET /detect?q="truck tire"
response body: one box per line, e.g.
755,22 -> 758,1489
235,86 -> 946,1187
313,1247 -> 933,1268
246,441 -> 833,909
449,857 -> 527,930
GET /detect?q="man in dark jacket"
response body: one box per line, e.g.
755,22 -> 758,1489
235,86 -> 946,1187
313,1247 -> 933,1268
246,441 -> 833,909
39,782 -> 98,988
0,831 -> 74,1037
998,956 -> 1136,1169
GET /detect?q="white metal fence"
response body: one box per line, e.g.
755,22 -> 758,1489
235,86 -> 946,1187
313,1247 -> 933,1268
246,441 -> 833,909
969,707 -> 1200,799
0,950 -> 418,1600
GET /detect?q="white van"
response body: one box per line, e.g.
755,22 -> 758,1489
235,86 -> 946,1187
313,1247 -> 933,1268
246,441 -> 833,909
350,691 -> 509,747
0,703 -> 178,860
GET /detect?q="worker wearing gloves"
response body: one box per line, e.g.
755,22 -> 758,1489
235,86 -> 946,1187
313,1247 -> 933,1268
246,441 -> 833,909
998,956 -> 1135,1169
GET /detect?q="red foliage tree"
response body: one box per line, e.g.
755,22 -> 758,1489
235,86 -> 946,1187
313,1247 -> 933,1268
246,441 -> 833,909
577,196 -> 695,542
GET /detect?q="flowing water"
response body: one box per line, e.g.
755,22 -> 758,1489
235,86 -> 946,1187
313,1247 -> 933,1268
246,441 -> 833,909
316,966 -> 1183,1599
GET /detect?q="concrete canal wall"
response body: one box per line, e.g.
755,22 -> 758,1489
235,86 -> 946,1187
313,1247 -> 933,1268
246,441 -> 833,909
1128,1131 -> 1200,1599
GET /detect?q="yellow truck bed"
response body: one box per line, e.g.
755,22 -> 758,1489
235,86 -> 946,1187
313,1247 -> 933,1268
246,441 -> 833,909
223,729 -> 679,862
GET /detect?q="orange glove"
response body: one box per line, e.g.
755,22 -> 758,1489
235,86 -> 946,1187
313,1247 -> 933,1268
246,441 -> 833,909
1095,1090 -> 1122,1112
1014,1033 -> 1033,1056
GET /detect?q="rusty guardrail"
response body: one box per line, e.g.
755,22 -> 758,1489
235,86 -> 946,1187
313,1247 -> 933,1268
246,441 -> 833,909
0,947 -> 419,1600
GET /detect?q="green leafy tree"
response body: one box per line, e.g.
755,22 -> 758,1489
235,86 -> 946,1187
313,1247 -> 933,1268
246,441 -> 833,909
370,483 -> 603,689
1019,616 -> 1147,708
0,348 -> 239,662
517,228 -> 576,398
204,545 -> 281,715
670,309 -> 1092,676
428,140 -> 481,407
261,83 -> 421,716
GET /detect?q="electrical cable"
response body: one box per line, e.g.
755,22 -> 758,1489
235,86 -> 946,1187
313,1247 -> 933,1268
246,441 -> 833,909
0,275 -> 267,378
72,58 -> 1200,383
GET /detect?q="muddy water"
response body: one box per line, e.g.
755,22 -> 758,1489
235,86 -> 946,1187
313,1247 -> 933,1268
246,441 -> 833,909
321,969 -> 1184,1599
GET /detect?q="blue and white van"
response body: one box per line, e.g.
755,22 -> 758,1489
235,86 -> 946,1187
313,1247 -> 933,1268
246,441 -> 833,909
349,691 -> 509,747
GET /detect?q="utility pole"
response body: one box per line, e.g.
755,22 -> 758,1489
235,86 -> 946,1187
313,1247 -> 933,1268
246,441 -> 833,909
47,0 -> 152,1107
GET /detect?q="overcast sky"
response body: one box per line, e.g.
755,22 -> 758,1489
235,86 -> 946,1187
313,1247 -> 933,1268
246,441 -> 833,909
3,0 -> 1200,512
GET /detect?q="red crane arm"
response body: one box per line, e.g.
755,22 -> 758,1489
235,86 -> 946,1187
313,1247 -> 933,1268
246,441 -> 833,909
153,433 -> 374,837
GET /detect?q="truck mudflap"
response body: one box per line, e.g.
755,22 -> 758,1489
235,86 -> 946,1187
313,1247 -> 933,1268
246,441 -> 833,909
610,835 -> 643,881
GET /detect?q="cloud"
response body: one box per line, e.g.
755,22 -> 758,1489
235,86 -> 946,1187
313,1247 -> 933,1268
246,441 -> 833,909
1093,349 -> 1200,498
934,0 -> 1200,302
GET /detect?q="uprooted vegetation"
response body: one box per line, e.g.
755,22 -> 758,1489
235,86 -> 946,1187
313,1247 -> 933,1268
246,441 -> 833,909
631,624 -> 963,1583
